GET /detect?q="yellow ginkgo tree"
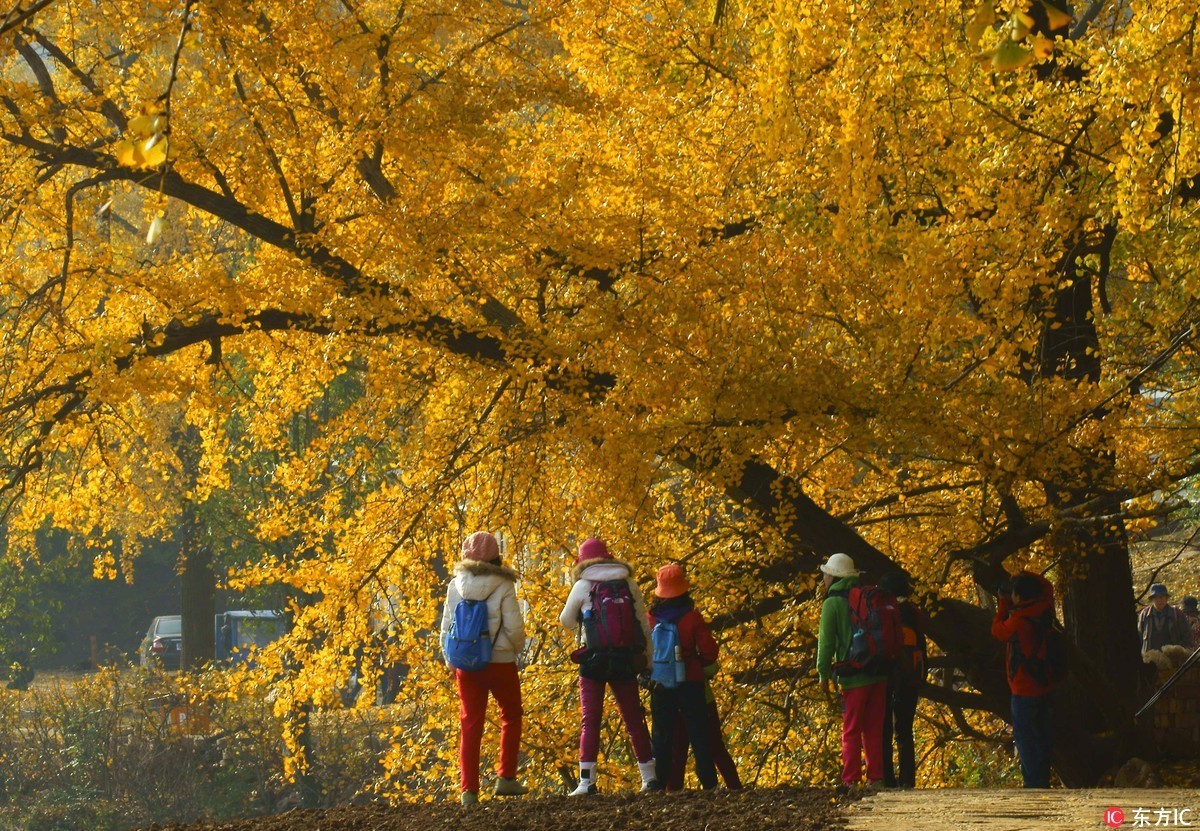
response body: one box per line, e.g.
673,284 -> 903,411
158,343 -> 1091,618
1,0 -> 1198,790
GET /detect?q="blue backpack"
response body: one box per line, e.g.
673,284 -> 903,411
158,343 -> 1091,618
443,598 -> 496,671
650,620 -> 686,689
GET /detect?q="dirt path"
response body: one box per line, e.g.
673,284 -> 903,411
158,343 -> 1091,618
135,786 -> 847,831
129,786 -> 1200,831
846,788 -> 1200,831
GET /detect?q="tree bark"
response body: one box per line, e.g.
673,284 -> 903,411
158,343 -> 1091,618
176,425 -> 215,671
1032,234 -> 1149,784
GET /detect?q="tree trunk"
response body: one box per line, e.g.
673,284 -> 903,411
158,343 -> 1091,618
1034,235 -> 1149,784
180,533 -> 215,671
176,424 -> 215,671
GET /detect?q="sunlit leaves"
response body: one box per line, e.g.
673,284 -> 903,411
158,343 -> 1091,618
0,0 -> 1197,797
116,109 -> 169,170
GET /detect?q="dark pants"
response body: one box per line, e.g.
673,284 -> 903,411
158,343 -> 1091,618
667,695 -> 743,790
651,681 -> 718,789
882,680 -> 919,788
1010,693 -> 1053,788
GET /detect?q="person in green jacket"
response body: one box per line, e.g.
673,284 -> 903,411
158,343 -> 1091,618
816,553 -> 889,793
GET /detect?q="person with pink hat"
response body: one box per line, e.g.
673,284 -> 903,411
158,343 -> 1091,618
558,537 -> 656,795
440,532 -> 528,804
647,562 -> 720,791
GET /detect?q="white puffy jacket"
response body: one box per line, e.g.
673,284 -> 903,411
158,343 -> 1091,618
558,558 -> 652,662
440,560 -> 525,664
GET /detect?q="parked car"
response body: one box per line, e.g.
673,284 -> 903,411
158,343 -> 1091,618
139,615 -> 182,670
214,610 -> 287,666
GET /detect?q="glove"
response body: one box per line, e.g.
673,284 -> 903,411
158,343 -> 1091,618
638,673 -> 659,692
703,661 -> 720,679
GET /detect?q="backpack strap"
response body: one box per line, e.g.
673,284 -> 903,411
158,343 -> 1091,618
477,589 -> 502,648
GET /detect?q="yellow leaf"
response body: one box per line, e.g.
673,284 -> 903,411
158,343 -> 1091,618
1011,11 -> 1035,40
128,114 -> 160,138
992,40 -> 1033,70
115,139 -> 139,167
1029,34 -> 1054,59
965,1 -> 997,45
1040,0 -> 1073,30
141,135 -> 168,167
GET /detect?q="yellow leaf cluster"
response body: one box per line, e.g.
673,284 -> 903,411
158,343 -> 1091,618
0,0 -> 1196,796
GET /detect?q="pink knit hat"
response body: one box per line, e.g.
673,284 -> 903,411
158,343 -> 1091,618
461,531 -> 500,562
654,563 -> 689,599
575,537 -> 611,564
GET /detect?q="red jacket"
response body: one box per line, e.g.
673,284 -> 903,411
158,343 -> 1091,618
649,595 -> 719,682
990,572 -> 1056,697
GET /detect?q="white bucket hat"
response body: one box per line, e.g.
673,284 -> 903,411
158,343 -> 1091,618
819,552 -> 859,578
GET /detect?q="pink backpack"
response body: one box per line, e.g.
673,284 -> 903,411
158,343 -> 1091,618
583,580 -> 643,651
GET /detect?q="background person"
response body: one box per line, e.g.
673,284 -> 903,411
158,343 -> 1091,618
559,537 -> 656,795
1181,596 -> 1200,648
647,563 -> 720,791
990,571 -> 1058,789
1138,583 -> 1192,653
440,531 -> 528,805
878,571 -> 926,789
816,552 -> 889,793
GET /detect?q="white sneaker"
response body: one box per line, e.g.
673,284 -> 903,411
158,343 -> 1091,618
569,779 -> 597,796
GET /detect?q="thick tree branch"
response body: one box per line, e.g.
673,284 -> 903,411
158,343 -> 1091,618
0,0 -> 56,39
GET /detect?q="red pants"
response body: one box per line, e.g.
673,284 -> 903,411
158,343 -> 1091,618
456,662 -> 522,793
578,675 -> 653,763
840,680 -> 886,786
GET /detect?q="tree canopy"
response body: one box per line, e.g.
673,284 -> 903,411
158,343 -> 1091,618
2,0 -> 1198,789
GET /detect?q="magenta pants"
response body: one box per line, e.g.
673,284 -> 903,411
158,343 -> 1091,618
840,680 -> 887,786
578,675 -> 653,763
456,662 -> 522,793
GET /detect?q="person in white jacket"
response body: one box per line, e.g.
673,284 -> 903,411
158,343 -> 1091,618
558,537 -> 657,795
440,532 -> 528,804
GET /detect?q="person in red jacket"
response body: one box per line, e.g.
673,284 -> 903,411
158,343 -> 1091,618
648,563 -> 720,790
990,570 -> 1058,788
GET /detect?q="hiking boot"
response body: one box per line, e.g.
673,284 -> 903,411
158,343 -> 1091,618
569,780 -> 598,796
460,791 -> 479,805
493,777 -> 529,797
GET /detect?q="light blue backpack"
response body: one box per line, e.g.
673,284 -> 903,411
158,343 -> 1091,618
650,620 -> 686,688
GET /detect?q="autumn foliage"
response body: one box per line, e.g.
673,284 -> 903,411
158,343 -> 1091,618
1,0 -> 1198,793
